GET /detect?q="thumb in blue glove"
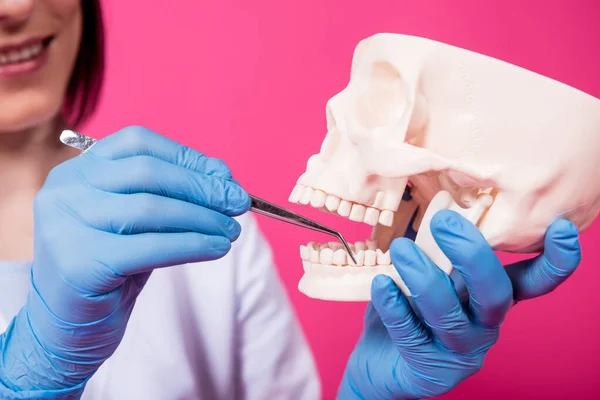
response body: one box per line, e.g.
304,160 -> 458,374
338,210 -> 581,399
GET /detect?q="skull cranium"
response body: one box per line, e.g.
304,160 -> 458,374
289,33 -> 600,301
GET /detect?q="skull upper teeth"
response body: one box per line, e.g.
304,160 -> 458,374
289,184 -> 396,227
0,42 -> 44,66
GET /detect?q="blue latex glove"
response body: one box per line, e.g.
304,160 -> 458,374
338,210 -> 581,399
0,126 -> 250,399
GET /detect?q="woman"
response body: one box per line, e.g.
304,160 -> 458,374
0,1 -> 583,399
0,1 -> 319,398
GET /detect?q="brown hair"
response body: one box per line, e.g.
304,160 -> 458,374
62,0 -> 105,128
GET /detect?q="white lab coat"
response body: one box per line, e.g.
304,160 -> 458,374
0,214 -> 321,399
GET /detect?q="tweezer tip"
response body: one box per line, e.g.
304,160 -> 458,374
337,235 -> 357,264
348,253 -> 357,264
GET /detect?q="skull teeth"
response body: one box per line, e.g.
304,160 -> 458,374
325,195 -> 340,211
337,200 -> 352,217
378,210 -> 394,226
300,241 -> 391,267
288,184 -> 396,227
364,207 -> 380,225
310,190 -> 327,208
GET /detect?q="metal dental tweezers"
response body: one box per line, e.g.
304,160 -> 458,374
59,130 -> 357,264
249,195 -> 356,263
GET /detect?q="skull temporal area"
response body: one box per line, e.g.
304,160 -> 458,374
289,33 -> 600,302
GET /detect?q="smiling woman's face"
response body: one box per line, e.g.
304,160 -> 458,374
0,0 -> 82,133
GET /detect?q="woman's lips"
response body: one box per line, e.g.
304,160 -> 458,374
0,36 -> 54,78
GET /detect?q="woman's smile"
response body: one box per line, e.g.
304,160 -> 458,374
0,0 -> 83,130
0,35 -> 53,77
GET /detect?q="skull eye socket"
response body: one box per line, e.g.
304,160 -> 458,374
355,61 -> 408,130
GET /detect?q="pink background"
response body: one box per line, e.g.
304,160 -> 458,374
88,1 -> 600,398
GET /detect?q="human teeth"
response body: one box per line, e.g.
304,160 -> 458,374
364,207 -> 380,226
366,239 -> 378,250
333,249 -> 347,265
320,248 -> 334,265
376,249 -> 391,265
325,195 -> 341,211
0,42 -> 45,66
337,200 -> 352,217
349,204 -> 366,222
364,250 -> 377,266
378,210 -> 394,226
299,187 -> 314,205
310,190 -> 327,208
300,245 -> 310,260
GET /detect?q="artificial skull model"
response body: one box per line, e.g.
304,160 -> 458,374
289,33 -> 600,302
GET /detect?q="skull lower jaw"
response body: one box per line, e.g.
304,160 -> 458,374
297,264 -> 409,302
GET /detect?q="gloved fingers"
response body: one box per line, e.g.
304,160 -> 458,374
505,219 -> 581,302
102,232 -> 232,277
30,254 -> 125,324
36,231 -> 230,293
431,210 -> 513,328
87,126 -> 233,179
82,155 -> 250,216
370,275 -> 432,355
389,238 -> 473,353
32,229 -> 163,320
75,191 -> 242,240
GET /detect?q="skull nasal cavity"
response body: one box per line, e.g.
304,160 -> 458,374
356,61 -> 408,130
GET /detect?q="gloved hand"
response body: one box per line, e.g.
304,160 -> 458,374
338,210 -> 581,400
0,126 -> 250,399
